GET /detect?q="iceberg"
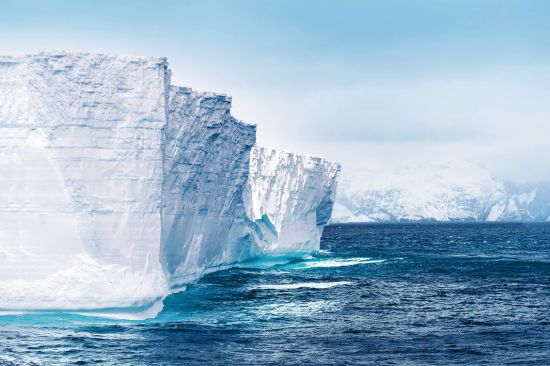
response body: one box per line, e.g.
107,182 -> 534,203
245,147 -> 340,255
0,52 -> 340,318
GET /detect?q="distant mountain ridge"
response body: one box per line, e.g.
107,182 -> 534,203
331,162 -> 550,223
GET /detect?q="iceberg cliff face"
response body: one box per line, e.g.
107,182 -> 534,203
0,53 -> 169,312
162,86 -> 257,285
0,52 -> 339,317
245,147 -> 340,255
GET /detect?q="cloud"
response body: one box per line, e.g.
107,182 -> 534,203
228,65 -> 550,182
2,0 -> 550,183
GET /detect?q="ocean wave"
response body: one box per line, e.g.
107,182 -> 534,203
303,257 -> 385,268
253,281 -> 352,290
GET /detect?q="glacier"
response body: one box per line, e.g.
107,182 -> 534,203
0,52 -> 339,318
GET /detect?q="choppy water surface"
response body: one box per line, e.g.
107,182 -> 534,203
1,223 -> 549,365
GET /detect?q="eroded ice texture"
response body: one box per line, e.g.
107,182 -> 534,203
245,147 -> 340,255
0,52 -> 339,317
162,87 -> 257,286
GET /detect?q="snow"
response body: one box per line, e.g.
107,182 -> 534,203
0,52 -> 339,318
486,202 -> 506,222
332,162 -> 550,223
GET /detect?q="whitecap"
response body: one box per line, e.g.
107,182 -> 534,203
254,300 -> 339,317
254,281 -> 352,290
304,257 -> 385,268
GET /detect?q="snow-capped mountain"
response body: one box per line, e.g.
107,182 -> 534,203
332,162 -> 550,223
488,182 -> 550,222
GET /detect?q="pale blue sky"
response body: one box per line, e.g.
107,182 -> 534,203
2,0 -> 550,181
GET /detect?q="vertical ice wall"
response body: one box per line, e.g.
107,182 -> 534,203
0,52 -> 340,316
162,87 -> 257,285
0,53 -> 169,310
161,90 -> 341,286
245,147 -> 340,255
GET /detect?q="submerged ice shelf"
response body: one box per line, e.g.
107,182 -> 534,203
0,52 -> 340,318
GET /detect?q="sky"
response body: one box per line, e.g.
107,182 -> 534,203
2,0 -> 550,182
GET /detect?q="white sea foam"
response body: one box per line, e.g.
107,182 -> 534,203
0,255 -> 167,315
254,281 -> 352,290
304,257 -> 385,268
76,300 -> 165,321
254,300 -> 339,317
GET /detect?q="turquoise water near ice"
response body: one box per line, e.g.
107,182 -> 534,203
1,223 -> 549,365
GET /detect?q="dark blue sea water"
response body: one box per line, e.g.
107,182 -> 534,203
1,223 -> 549,365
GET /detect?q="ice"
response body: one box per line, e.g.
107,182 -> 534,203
0,52 -> 340,318
332,162 -> 550,223
245,147 -> 340,255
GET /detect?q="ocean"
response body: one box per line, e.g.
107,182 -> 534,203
1,223 -> 549,365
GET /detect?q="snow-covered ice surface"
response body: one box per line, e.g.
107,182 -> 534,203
0,52 -> 340,318
332,162 -> 550,223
